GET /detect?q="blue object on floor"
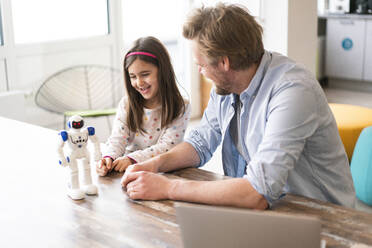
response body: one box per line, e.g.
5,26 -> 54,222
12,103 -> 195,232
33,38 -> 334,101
350,126 -> 372,206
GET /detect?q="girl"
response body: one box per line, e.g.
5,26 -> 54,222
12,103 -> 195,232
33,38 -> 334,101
96,36 -> 191,176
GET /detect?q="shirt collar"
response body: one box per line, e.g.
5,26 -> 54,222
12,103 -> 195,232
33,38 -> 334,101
239,50 -> 271,101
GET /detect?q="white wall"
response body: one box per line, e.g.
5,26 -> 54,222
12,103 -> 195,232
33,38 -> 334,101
0,60 -> 7,91
263,0 -> 318,74
13,44 -> 113,91
0,91 -> 26,121
262,0 -> 289,56
288,0 -> 317,74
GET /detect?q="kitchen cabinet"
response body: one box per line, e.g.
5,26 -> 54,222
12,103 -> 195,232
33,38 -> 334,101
325,18 -> 365,80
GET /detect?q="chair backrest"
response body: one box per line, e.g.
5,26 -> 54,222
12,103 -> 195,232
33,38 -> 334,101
35,65 -> 124,114
350,126 -> 372,206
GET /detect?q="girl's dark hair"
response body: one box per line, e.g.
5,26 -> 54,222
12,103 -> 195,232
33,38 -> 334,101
123,36 -> 186,133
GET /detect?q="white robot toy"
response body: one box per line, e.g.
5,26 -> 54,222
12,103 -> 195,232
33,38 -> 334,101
57,115 -> 101,200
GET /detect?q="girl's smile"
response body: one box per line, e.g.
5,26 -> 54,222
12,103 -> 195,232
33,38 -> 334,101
139,85 -> 151,94
128,58 -> 160,108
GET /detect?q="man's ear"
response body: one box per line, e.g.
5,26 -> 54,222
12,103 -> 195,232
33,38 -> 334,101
218,56 -> 230,72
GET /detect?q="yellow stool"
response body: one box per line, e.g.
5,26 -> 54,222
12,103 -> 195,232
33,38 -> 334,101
329,103 -> 372,160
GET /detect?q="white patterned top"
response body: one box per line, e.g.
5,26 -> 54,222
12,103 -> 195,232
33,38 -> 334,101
103,97 -> 191,163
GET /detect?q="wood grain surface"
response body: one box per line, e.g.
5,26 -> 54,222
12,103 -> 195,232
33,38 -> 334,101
0,117 -> 371,248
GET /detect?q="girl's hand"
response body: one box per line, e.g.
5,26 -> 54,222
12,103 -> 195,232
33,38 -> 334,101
112,157 -> 133,173
96,157 -> 113,176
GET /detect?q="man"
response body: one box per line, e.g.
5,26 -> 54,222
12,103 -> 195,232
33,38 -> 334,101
120,3 -> 356,209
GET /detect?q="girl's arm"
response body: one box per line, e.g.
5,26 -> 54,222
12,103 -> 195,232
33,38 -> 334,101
104,98 -> 131,160
127,102 -> 191,163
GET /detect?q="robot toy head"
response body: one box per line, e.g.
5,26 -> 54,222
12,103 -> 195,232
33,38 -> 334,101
67,115 -> 84,129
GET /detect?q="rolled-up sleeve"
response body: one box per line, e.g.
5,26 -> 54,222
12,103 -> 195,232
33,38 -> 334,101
185,90 -> 222,167
244,81 -> 319,204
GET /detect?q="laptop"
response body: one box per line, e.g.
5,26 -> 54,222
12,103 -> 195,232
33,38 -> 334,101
175,202 -> 322,248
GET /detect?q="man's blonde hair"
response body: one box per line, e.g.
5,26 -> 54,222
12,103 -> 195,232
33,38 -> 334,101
183,3 -> 264,70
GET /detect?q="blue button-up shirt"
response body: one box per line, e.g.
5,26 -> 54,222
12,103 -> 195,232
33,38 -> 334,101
185,51 -> 356,207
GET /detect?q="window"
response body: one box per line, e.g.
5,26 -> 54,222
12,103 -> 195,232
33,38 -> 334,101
12,0 -> 109,44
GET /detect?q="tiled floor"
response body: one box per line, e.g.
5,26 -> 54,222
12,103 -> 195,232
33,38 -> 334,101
189,86 -> 372,213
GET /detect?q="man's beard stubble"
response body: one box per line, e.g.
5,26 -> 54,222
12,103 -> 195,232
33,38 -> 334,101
215,86 -> 230,95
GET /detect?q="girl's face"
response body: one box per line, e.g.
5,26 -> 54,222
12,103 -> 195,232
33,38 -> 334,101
128,58 -> 160,108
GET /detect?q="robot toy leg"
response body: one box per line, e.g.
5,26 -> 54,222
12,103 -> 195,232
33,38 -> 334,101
81,157 -> 98,195
67,159 -> 85,200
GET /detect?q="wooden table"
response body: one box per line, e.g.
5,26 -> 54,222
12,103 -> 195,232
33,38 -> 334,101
0,116 -> 371,248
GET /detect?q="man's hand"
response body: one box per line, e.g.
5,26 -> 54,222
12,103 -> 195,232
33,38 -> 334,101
96,157 -> 113,176
120,156 -> 166,199
112,156 -> 132,172
123,155 -> 162,176
122,171 -> 172,200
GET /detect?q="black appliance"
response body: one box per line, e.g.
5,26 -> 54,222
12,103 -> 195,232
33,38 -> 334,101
356,0 -> 369,14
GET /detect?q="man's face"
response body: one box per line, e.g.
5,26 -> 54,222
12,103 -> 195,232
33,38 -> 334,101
191,41 -> 231,95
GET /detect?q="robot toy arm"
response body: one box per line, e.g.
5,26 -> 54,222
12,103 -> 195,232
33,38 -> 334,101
57,131 -> 69,167
87,127 -> 102,161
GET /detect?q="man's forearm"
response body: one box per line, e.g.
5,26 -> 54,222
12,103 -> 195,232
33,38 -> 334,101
168,178 -> 268,210
157,142 -> 200,172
